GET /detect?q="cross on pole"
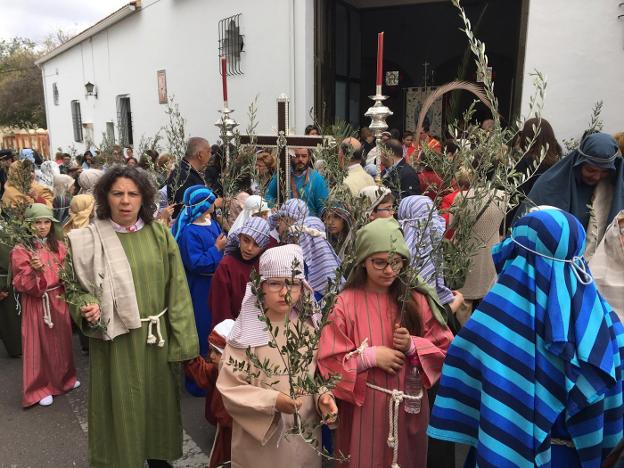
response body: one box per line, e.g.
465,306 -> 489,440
239,94 -> 331,205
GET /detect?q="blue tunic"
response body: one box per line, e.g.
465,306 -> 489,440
176,222 -> 224,395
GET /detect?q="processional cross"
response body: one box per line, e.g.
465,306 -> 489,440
239,94 -> 332,205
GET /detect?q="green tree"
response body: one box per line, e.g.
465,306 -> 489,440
0,37 -> 45,128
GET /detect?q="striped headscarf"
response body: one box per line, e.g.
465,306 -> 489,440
227,244 -> 318,348
224,217 -> 271,255
429,209 -> 624,467
398,195 -> 454,305
268,198 -> 309,231
295,216 -> 342,295
172,185 -> 216,240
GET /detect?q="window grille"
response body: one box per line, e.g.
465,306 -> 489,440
71,100 -> 83,142
116,96 -> 134,146
218,13 -> 244,75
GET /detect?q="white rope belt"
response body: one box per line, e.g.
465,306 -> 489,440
366,382 -> 423,468
140,308 -> 167,347
41,285 -> 62,329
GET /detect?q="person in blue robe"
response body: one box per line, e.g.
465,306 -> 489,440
173,185 -> 226,396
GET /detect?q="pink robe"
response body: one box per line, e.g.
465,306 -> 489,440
317,288 -> 453,468
11,244 -> 77,407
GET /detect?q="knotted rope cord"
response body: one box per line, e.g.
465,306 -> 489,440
366,382 -> 423,468
510,235 -> 593,285
343,338 -> 369,367
41,284 -> 62,329
140,308 -> 168,347
577,146 -> 620,164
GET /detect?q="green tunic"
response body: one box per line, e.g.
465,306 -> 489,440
0,239 -> 21,357
67,221 -> 199,467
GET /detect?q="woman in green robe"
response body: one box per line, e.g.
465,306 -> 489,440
65,166 -> 199,468
0,238 -> 21,357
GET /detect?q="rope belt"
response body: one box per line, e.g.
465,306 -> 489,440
366,382 -> 423,468
41,285 -> 62,329
140,308 -> 167,347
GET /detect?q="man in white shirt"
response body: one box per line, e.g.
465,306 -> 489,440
340,137 -> 375,195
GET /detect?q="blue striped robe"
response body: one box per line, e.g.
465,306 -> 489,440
428,209 -> 624,467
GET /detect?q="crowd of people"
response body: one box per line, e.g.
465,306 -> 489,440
0,120 -> 623,468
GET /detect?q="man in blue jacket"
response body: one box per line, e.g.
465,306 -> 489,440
265,147 -> 328,216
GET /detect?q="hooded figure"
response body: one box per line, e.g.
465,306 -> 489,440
517,132 -> 624,258
10,203 -> 78,407
217,244 -> 333,468
37,160 -> 60,188
173,185 -> 224,396
429,209 -> 624,467
211,217 -> 271,327
398,195 -> 454,305
229,194 -> 270,233
63,194 -> 95,234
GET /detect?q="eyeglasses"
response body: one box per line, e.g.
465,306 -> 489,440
264,279 -> 303,292
369,257 -> 404,272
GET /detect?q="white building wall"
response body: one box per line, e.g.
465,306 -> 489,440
520,0 -> 624,142
40,0 -> 315,154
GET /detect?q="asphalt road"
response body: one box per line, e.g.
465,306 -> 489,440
0,334 -> 214,468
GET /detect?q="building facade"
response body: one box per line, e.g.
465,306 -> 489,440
37,0 -> 624,155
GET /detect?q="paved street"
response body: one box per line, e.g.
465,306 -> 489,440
0,334 -> 213,468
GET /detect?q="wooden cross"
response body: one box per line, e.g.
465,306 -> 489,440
239,94 -> 330,205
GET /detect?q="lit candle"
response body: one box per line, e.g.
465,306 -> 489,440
376,32 -> 384,90
220,55 -> 228,105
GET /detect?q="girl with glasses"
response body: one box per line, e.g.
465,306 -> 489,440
317,217 -> 453,468
217,244 -> 337,467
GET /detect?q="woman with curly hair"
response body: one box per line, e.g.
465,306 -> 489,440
65,166 -> 199,467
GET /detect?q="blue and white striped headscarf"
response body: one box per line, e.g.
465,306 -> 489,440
296,216 -> 341,295
224,217 -> 271,255
172,185 -> 216,240
269,198 -> 309,231
429,209 -> 624,467
398,195 -> 454,305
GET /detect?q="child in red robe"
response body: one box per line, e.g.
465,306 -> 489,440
209,217 -> 271,328
11,203 -> 78,407
318,218 -> 456,467
184,319 -> 235,468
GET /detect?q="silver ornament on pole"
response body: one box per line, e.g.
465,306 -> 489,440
214,105 -> 239,170
364,83 -> 393,185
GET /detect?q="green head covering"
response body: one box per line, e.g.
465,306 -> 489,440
354,217 -> 410,266
24,203 -> 59,223
354,217 -> 449,328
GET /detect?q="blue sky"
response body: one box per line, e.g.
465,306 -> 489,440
0,0 -> 128,43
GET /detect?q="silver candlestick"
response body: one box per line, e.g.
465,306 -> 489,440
214,105 -> 239,171
364,85 -> 393,185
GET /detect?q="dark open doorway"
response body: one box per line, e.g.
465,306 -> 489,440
315,0 -> 529,136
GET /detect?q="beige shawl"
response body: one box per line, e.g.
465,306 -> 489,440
67,218 -> 141,340
589,210 -> 624,322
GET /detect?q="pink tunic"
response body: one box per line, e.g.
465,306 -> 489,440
317,288 -> 453,468
11,244 -> 77,407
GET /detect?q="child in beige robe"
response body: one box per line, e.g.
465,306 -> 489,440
217,244 -> 337,468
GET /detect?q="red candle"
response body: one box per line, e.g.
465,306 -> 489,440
376,32 -> 384,88
220,55 -> 228,104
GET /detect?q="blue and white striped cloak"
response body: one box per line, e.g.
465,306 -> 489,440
428,209 -> 624,467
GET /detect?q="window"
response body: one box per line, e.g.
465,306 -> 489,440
71,100 -> 83,142
106,121 -> 115,145
116,95 -> 133,146
52,83 -> 59,106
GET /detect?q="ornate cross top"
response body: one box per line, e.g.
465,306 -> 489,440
239,94 -> 331,204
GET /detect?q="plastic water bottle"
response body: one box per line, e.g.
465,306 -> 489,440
404,364 -> 422,414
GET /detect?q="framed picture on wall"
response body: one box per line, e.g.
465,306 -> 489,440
157,69 -> 167,104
